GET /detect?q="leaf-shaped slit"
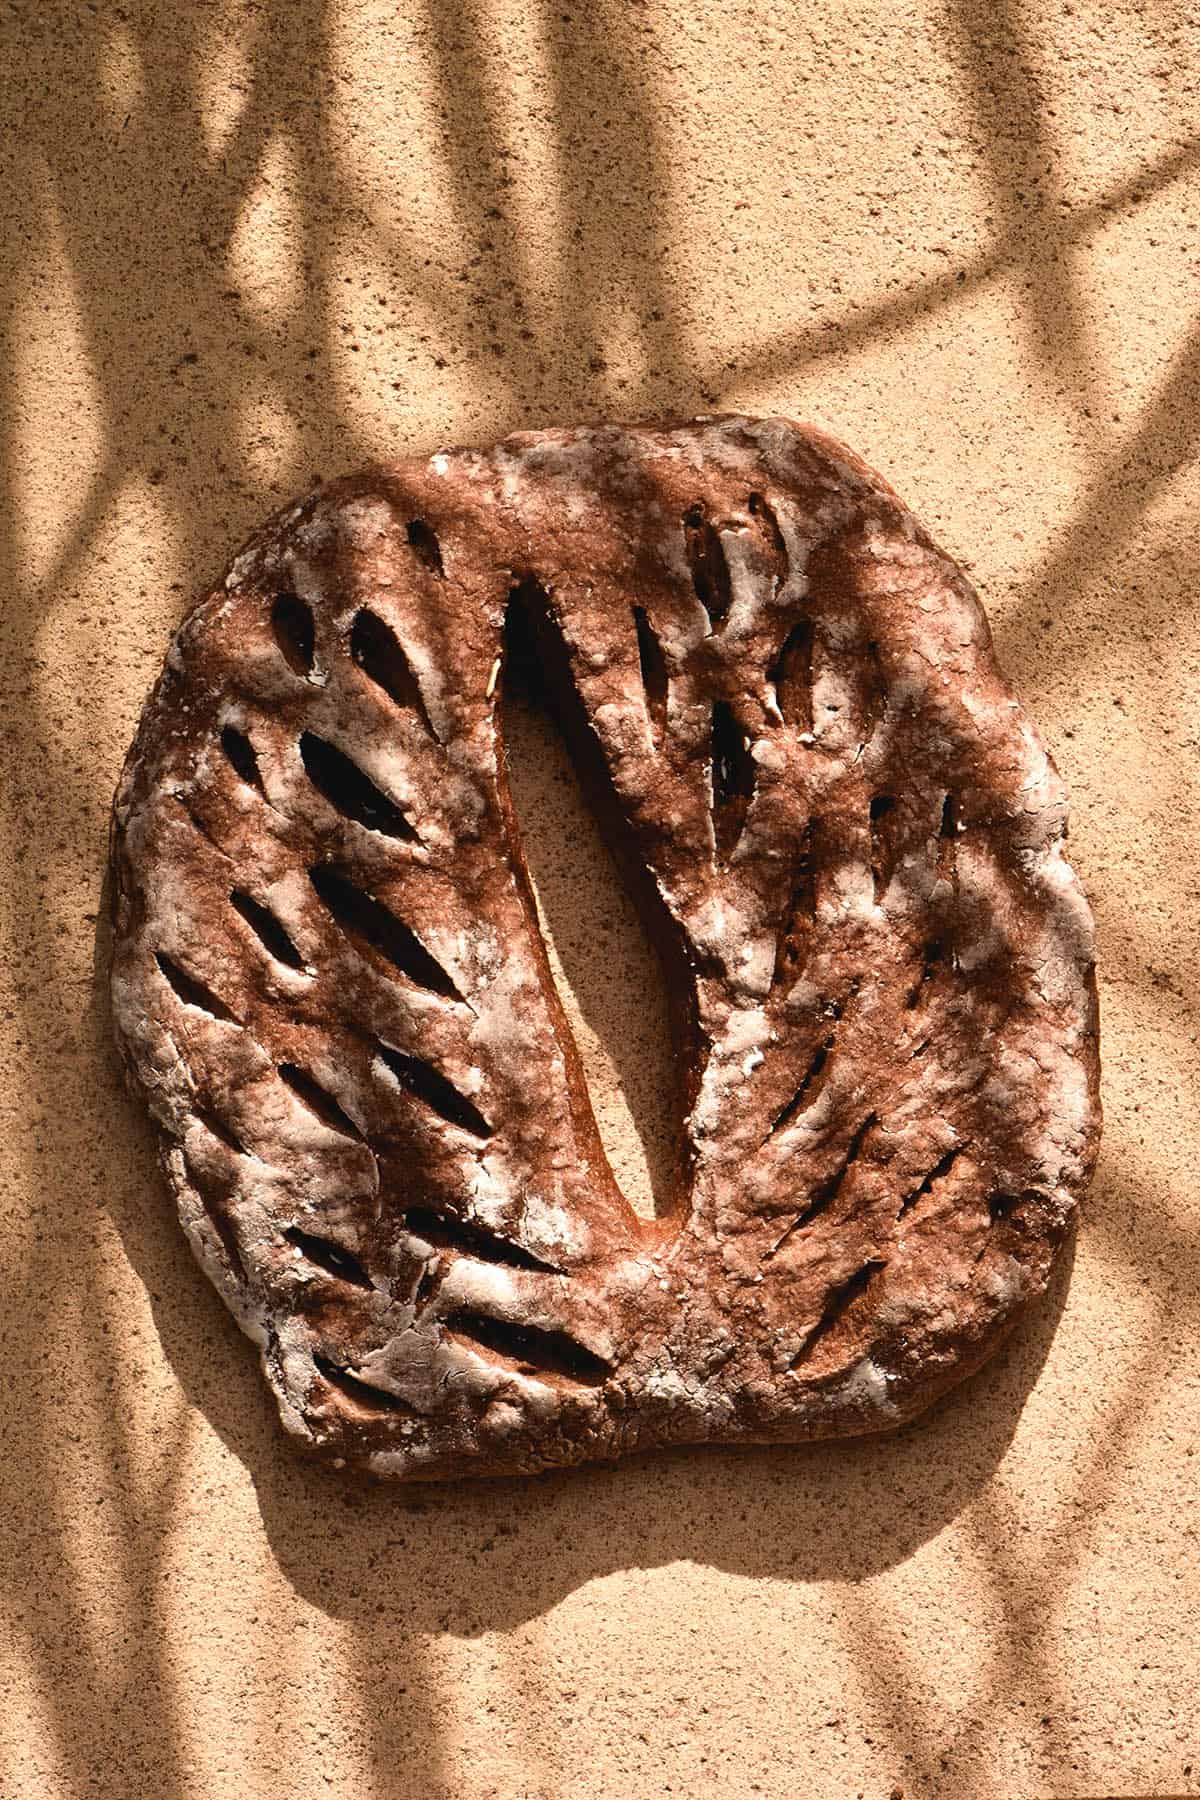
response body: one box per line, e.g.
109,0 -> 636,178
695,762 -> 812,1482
375,1042 -> 491,1138
284,1226 -> 373,1288
412,1262 -> 441,1310
403,1207 -> 561,1273
856,639 -> 888,753
299,731 -> 417,840
767,1035 -> 833,1138
155,952 -> 238,1023
632,605 -> 669,745
308,865 -> 462,1001
767,1113 -> 877,1253
278,1062 -> 365,1140
196,1106 -> 246,1155
271,592 -> 315,676
897,1143 -> 965,1220
230,889 -> 306,970
770,619 -> 814,732
790,1259 -> 886,1368
938,791 -> 959,882
774,821 -> 817,985
906,936 -> 948,1008
869,794 -> 897,903
220,725 -> 264,792
748,490 -> 788,567
711,701 -> 755,860
173,796 -> 230,860
313,1353 -> 414,1415
684,504 -> 733,629
350,608 -> 440,741
443,1310 -> 611,1386
406,517 -> 444,576
182,1150 -> 249,1282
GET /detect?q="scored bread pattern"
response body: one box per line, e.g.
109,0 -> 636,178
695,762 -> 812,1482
110,415 -> 1100,1480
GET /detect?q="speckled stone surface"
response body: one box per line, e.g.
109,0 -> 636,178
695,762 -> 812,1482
2,0 -> 1198,1795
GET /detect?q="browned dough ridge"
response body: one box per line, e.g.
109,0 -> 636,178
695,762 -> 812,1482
109,415 -> 1101,1481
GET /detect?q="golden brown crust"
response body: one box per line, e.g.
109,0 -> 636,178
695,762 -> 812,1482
110,415 -> 1100,1479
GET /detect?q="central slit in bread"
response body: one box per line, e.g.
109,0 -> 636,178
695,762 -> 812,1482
405,516 -> 444,576
498,580 -> 682,1220
767,1033 -> 834,1138
773,820 -> 818,986
897,1143 -> 965,1220
869,794 -> 898,903
278,1061 -> 364,1140
197,1106 -> 246,1155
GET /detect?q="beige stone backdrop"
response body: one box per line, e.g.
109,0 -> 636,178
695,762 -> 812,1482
1,2 -> 1198,1796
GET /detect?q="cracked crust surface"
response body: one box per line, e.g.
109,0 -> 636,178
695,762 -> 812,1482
109,414 -> 1101,1480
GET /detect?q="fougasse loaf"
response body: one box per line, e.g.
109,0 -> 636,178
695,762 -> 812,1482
109,415 -> 1101,1481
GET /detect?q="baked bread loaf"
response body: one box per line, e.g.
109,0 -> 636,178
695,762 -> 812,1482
110,415 -> 1100,1480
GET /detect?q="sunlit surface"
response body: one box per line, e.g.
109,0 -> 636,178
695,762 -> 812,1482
1,2 -> 1198,1795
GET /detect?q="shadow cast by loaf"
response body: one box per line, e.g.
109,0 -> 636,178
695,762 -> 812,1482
266,1245 -> 1078,1630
